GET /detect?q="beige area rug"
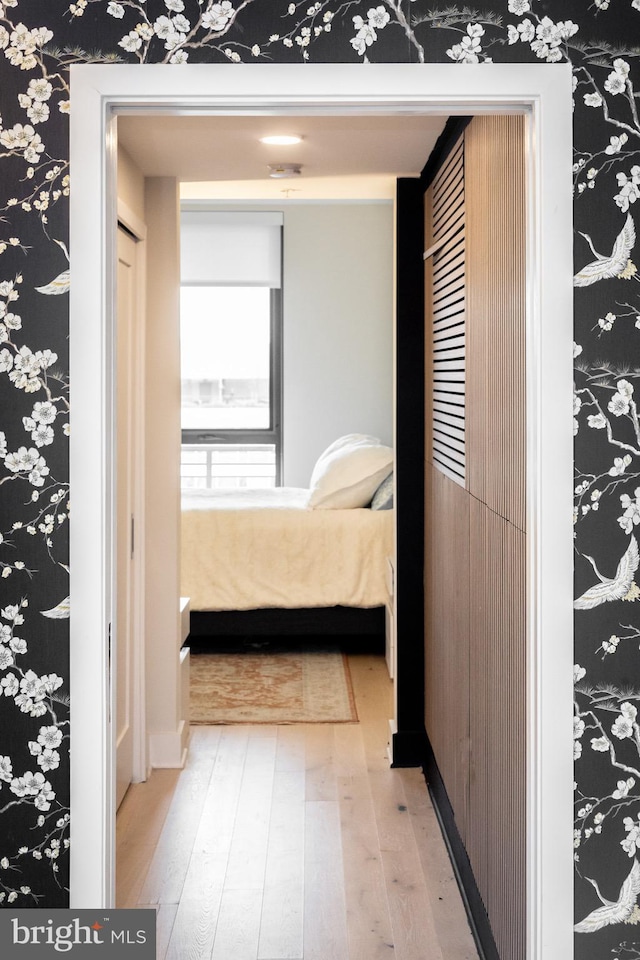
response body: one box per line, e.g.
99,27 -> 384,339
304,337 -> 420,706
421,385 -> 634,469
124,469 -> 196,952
189,646 -> 358,724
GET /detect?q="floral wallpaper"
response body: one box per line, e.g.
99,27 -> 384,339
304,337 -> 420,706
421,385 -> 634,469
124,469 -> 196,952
0,0 -> 638,954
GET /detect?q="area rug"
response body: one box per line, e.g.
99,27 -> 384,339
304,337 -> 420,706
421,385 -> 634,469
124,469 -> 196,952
189,645 -> 358,724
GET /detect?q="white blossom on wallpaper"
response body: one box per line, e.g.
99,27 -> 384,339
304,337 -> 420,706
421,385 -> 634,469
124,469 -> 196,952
556,0 -> 640,948
0,0 -> 638,954
0,587 -> 69,905
0,4 -> 74,907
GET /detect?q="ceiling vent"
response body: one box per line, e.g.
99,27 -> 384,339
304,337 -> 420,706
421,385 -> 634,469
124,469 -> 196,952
268,163 -> 302,179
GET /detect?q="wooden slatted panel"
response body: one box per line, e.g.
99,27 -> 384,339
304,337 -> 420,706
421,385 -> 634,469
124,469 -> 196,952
467,502 -> 526,960
427,134 -> 466,486
424,190 -> 433,474
464,115 -> 527,960
424,115 -> 527,960
466,115 -> 526,532
423,464 -> 470,842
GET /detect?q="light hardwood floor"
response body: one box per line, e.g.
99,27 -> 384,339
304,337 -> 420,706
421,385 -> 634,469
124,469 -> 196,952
116,652 -> 479,960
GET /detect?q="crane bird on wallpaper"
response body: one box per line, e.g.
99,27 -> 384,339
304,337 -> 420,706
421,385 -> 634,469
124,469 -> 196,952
574,535 -> 639,610
575,859 -> 640,932
574,212 -> 637,286
34,239 -> 70,296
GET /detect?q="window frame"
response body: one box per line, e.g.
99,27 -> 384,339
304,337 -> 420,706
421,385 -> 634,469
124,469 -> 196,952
179,238 -> 284,486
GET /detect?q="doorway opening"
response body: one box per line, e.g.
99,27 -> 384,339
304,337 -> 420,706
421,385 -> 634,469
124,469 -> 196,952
69,62 -> 574,960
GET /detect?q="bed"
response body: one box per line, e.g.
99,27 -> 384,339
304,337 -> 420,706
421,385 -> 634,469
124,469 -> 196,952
180,434 -> 394,640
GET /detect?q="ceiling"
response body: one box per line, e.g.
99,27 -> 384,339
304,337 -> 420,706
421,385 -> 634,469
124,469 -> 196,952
117,113 -> 448,200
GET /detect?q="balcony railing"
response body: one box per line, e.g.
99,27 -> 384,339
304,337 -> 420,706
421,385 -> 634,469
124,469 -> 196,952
180,443 -> 276,490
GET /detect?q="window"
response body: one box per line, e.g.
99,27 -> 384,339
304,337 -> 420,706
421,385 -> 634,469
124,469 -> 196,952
179,211 -> 283,489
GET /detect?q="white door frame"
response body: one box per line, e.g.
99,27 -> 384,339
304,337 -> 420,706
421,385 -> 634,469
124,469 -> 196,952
69,63 -> 574,959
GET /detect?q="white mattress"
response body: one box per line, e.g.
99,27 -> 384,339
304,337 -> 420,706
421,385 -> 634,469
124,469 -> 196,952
181,486 -> 393,611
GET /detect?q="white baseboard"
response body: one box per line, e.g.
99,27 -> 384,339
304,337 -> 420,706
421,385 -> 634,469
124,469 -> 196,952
148,720 -> 190,769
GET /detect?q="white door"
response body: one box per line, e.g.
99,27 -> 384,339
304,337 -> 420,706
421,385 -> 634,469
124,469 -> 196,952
115,225 -> 139,809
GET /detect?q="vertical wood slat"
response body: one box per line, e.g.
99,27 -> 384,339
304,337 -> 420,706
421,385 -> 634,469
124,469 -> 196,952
424,115 -> 527,960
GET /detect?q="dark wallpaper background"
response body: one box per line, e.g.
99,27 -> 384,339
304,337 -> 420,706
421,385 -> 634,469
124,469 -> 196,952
0,1 -> 639,955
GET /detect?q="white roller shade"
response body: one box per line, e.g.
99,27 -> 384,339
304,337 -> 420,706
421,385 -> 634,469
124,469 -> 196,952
180,210 -> 283,287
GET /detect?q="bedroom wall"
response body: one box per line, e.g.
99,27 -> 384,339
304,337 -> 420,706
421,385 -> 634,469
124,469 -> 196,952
282,202 -> 393,486
116,150 -> 185,770
184,200 -> 394,487
117,146 -> 145,224
142,178 -> 184,767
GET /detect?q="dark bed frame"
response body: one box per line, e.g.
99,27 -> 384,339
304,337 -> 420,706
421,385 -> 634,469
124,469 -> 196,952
189,605 -> 385,640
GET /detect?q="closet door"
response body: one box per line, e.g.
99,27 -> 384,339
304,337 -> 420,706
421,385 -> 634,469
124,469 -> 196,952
115,225 -> 140,810
424,115 -> 526,960
465,114 -> 526,960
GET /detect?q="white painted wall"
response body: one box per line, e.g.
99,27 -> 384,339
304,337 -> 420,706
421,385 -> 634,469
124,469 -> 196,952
117,146 -> 145,222
282,202 -> 394,486
143,177 -> 185,768
118,146 -> 185,771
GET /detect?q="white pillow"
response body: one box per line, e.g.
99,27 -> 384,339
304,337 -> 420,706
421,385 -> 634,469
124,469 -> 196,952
311,433 -> 379,471
308,434 -> 394,509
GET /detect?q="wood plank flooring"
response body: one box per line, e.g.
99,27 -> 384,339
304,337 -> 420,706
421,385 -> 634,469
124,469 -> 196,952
116,652 -> 479,960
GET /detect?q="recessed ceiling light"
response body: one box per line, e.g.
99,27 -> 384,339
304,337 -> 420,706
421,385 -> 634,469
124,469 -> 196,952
260,135 -> 302,146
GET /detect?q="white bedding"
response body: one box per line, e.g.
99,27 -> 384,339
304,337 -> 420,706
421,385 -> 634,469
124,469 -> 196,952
181,486 -> 393,611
